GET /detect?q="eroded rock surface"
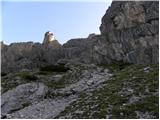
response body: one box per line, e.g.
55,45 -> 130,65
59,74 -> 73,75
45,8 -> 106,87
1,63 -> 112,119
100,1 -> 159,64
1,1 -> 159,119
1,83 -> 48,115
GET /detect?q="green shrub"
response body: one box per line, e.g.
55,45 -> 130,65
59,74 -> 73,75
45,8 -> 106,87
98,60 -> 132,72
40,64 -> 70,72
18,71 -> 37,81
36,71 -> 52,75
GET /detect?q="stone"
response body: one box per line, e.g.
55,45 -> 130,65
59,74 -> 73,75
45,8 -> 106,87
99,1 -> 159,64
143,66 -> 151,73
1,82 -> 48,115
49,74 -> 63,82
9,95 -> 77,119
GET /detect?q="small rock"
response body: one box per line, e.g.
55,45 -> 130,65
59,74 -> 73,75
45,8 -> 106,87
128,88 -> 134,93
143,67 -> 151,73
87,80 -> 94,86
120,112 -> 124,116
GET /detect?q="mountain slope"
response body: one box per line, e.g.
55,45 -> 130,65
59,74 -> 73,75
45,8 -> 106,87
1,1 -> 159,119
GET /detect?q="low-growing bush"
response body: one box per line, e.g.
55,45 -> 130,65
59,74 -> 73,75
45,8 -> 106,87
18,71 -> 37,81
40,64 -> 70,72
98,60 -> 132,72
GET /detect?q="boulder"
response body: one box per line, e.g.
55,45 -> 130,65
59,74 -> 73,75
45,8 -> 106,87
1,82 -> 48,115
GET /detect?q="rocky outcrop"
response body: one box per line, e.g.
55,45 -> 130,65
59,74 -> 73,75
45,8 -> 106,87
43,31 -> 61,48
59,1 -> 159,65
1,41 -> 64,73
99,1 -> 159,64
1,82 -> 48,116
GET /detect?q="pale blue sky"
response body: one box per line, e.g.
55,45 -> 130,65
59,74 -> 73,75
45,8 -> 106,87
1,0 -> 112,45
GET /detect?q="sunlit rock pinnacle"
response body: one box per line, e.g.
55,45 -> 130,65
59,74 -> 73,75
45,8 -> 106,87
43,31 -> 61,48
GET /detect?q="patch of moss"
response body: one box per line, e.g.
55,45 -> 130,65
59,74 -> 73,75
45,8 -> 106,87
21,102 -> 31,108
44,91 -> 71,99
10,101 -> 31,114
111,95 -> 159,118
1,71 -> 39,93
111,105 -> 137,119
107,95 -> 128,105
36,71 -> 53,75
17,71 -> 37,81
98,60 -> 132,72
44,79 -> 66,89
1,80 -> 19,93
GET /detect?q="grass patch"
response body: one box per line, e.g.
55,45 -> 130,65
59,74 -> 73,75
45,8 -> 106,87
98,60 -> 132,72
17,71 -> 37,81
1,79 -> 19,93
2,71 -> 38,93
44,91 -> 71,99
44,78 -> 66,89
36,71 -> 54,75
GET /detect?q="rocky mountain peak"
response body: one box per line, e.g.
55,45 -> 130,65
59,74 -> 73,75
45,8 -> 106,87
43,31 -> 56,43
43,31 -> 61,48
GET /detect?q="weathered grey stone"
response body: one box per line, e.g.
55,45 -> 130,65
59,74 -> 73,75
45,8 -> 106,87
9,95 -> 77,119
100,1 -> 159,64
1,82 -> 48,115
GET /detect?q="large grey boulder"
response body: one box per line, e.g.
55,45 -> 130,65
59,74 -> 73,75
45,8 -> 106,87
1,82 -> 48,115
8,95 -> 77,119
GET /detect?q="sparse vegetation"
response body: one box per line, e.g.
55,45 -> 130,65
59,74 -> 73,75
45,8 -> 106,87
1,71 -> 38,93
1,63 -> 158,119
98,60 -> 132,73
56,64 -> 159,119
40,64 -> 70,72
17,71 -> 37,81
36,71 -> 53,75
43,78 -> 66,89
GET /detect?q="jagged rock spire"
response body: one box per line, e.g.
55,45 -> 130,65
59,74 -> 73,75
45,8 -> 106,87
43,31 -> 61,48
43,31 -> 56,44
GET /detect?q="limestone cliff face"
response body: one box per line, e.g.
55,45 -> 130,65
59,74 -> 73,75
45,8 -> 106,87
60,1 -> 159,65
99,1 -> 159,64
1,1 -> 159,73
